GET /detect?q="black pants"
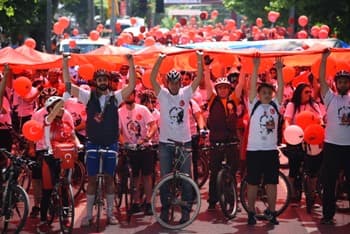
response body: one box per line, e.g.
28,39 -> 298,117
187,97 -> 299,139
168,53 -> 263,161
321,143 -> 350,219
191,135 -> 200,183
208,142 -> 239,204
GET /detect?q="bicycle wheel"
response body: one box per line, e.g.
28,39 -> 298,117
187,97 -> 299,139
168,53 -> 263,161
47,190 -> 59,225
196,155 -> 209,189
217,168 -> 238,219
1,185 -> 29,233
58,184 -> 75,234
151,173 -> 201,230
17,167 -> 32,192
71,160 -> 85,200
240,171 -> 291,218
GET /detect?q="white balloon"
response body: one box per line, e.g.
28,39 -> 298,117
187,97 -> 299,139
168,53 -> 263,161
284,125 -> 304,145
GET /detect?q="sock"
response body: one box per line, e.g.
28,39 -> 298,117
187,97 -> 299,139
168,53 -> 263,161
106,193 -> 115,217
86,194 -> 95,219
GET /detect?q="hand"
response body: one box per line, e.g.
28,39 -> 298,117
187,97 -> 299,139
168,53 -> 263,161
275,57 -> 284,70
204,55 -> 213,65
3,63 -> 10,76
159,53 -> 166,59
62,52 -> 71,59
126,53 -> 133,61
252,56 -> 260,68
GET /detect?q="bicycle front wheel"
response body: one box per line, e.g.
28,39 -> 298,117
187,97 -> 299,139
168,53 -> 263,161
151,173 -> 201,230
71,160 -> 85,200
1,184 -> 29,233
58,184 -> 75,234
240,171 -> 291,218
217,168 -> 238,219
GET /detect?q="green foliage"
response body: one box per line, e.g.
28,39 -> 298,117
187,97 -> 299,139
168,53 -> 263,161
161,16 -> 177,29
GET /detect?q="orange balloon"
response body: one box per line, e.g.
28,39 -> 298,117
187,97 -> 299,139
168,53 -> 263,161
59,16 -> 70,29
130,17 -> 137,25
24,38 -> 36,49
144,36 -> 155,46
304,124 -> 325,145
318,29 -> 328,39
53,22 -> 64,35
72,28 -> 79,36
298,15 -> 308,27
282,66 -> 295,83
295,111 -> 321,130
159,57 -> 175,74
13,76 -> 32,97
78,64 -> 95,80
69,40 -> 76,48
89,30 -> 100,41
22,119 -> 44,141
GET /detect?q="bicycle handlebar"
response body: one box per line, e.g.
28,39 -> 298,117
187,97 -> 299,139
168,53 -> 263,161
0,148 -> 38,169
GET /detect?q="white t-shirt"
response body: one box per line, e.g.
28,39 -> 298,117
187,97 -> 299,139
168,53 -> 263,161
78,88 -> 123,109
323,89 -> 350,145
247,98 -> 280,151
284,102 -> 322,124
158,86 -> 192,143
119,104 -> 154,144
13,87 -> 37,117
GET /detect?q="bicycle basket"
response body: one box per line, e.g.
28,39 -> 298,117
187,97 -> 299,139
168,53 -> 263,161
52,143 -> 77,169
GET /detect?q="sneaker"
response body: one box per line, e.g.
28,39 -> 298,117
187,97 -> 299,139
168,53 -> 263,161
30,206 -> 40,218
207,203 -> 216,211
80,216 -> 93,227
264,209 -> 279,225
160,207 -> 169,223
247,212 -> 257,225
37,222 -> 50,234
107,216 -> 118,225
320,217 -> 336,225
144,203 -> 153,216
179,211 -> 190,224
129,203 -> 141,214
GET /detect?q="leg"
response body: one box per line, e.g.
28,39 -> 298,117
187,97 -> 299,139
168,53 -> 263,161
208,146 -> 223,207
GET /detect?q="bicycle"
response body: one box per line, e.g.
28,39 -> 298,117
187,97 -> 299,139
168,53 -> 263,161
240,170 -> 291,219
45,154 -> 75,234
0,148 -> 36,233
86,147 -> 117,232
151,139 -> 201,230
214,141 -> 240,219
335,170 -> 350,212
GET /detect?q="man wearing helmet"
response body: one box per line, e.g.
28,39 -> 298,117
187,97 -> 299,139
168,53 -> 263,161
318,50 -> 350,225
63,54 -> 136,226
149,51 -> 204,224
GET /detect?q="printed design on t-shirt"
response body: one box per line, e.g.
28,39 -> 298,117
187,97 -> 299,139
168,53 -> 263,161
50,120 -> 74,142
169,106 -> 184,125
126,120 -> 142,142
338,105 -> 350,126
70,112 -> 82,127
259,108 -> 276,136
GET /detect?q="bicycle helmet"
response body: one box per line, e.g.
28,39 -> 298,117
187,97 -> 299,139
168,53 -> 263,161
93,69 -> 111,80
214,77 -> 231,88
334,70 -> 350,82
45,96 -> 63,110
166,70 -> 181,83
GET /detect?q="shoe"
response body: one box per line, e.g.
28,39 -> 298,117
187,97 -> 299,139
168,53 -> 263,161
80,216 -> 93,227
107,216 -> 118,225
247,212 -> 257,225
160,207 -> 169,223
264,209 -> 279,225
320,217 -> 336,225
144,203 -> 153,216
179,211 -> 190,224
129,203 -> 141,214
207,203 -> 216,211
37,222 -> 50,234
30,206 -> 40,218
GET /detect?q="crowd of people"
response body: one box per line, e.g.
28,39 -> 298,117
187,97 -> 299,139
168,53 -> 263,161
0,48 -> 349,233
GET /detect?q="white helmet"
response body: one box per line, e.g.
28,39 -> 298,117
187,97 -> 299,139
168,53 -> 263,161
166,70 -> 181,82
45,96 -> 63,110
214,77 -> 231,88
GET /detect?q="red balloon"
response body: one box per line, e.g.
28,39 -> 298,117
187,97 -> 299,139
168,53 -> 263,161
211,10 -> 219,19
304,124 -> 325,145
69,40 -> 77,48
256,17 -> 263,28
53,22 -> 64,35
22,119 -> 44,141
89,30 -> 100,41
200,11 -> 208,20
297,30 -> 308,39
268,11 -> 280,23
320,24 -> 330,33
59,16 -> 70,29
318,29 -> 328,39
298,15 -> 308,27
140,26 -> 146,33
130,17 -> 137,25
78,64 -> 95,80
72,28 -> 79,36
144,36 -> 155,46
24,38 -> 36,49
13,76 -> 32,97
295,111 -> 321,130
311,26 -> 320,38
179,18 -> 187,26
115,22 -> 122,33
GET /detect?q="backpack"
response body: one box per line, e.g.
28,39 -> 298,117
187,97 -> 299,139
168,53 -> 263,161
249,100 -> 284,145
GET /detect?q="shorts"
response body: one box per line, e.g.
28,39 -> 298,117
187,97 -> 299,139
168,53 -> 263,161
85,142 -> 118,176
128,148 -> 155,177
246,150 -> 279,185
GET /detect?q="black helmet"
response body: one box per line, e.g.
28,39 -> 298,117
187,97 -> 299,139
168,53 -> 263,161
93,69 -> 111,80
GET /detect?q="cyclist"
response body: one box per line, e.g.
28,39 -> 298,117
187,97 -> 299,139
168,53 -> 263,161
63,54 -> 136,226
118,90 -> 158,215
319,50 -> 350,225
149,51 -> 204,224
246,56 -> 284,225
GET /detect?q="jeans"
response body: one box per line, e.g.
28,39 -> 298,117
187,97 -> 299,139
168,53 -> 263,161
159,141 -> 193,212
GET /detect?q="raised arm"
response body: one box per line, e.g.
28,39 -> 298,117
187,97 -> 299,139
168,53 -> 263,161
204,55 -> 214,100
150,53 -> 165,96
249,55 -> 260,103
319,49 -> 331,98
121,54 -> 136,100
275,57 -> 284,104
62,54 -> 80,97
191,51 -> 204,92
